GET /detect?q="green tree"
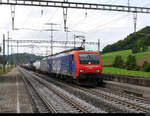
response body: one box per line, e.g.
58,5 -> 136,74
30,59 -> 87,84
142,46 -> 148,52
113,55 -> 124,68
0,47 -> 2,64
142,61 -> 150,72
142,61 -> 148,71
132,45 -> 140,54
125,55 -> 137,70
0,56 -> 2,64
102,26 -> 150,53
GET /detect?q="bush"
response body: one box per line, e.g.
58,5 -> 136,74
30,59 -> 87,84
113,55 -> 124,68
142,46 -> 148,52
142,61 -> 148,70
142,61 -> 150,72
125,55 -> 137,70
135,65 -> 141,71
132,45 -> 140,54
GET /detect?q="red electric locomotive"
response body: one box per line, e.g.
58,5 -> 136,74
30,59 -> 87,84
69,50 -> 102,85
33,47 -> 103,85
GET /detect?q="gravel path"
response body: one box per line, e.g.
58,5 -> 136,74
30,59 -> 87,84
0,67 -> 33,113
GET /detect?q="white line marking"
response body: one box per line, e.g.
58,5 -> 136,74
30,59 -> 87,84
16,76 -> 20,113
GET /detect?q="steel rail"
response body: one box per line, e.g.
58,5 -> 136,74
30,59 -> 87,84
95,86 -> 150,105
23,68 -> 90,113
49,87 -> 89,113
32,75 -> 90,113
39,73 -> 150,113
71,85 -> 150,113
39,95 -> 57,113
21,68 -> 150,113
20,68 -> 57,113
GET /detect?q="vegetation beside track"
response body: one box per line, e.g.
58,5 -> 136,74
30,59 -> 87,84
101,46 -> 150,66
0,65 -> 15,75
103,67 -> 150,77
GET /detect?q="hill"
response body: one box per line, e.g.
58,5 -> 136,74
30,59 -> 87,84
101,46 -> 150,66
103,26 -> 150,53
0,53 -> 43,65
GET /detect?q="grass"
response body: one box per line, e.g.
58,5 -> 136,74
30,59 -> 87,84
101,47 -> 150,66
0,65 -> 15,75
103,67 -> 150,77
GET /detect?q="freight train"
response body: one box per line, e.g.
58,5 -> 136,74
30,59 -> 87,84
22,47 -> 103,85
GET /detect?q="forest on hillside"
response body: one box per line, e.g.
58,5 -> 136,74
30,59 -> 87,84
0,53 -> 43,65
103,26 -> 150,53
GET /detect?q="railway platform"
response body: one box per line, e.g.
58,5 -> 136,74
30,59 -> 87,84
0,67 -> 34,113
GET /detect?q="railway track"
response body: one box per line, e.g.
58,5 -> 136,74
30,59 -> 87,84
30,70 -> 150,113
20,69 -> 57,113
38,95 -> 57,113
79,86 -> 150,113
32,76 -> 89,113
92,86 -> 150,110
20,68 -> 100,113
63,80 -> 150,113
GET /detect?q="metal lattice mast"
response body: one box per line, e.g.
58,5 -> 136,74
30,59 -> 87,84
63,0 -> 68,32
3,34 -> 6,72
1,0 -> 150,14
6,40 -> 98,46
45,23 -> 59,55
128,0 -> 130,6
7,31 -> 9,64
1,0 -> 150,33
9,45 -> 75,48
133,13 -> 137,33
17,40 -> 18,65
11,5 -> 15,30
65,27 -> 71,49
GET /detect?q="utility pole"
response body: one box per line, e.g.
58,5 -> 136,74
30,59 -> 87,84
11,45 -> 13,65
17,40 -> 18,66
41,6 -> 43,16
63,0 -> 68,32
128,0 -> 130,6
31,45 -> 34,54
133,13 -> 137,33
127,0 -> 130,11
50,24 -> 53,55
65,27 -> 71,49
45,23 -> 59,55
7,31 -> 9,65
74,34 -> 76,49
3,34 -> 5,72
98,39 -> 100,51
11,5 -> 15,30
46,47 -> 48,56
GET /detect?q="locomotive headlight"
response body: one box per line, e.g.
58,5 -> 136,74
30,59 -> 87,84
80,69 -> 84,72
96,70 -> 100,72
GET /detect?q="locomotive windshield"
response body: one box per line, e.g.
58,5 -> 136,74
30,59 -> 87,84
78,53 -> 100,64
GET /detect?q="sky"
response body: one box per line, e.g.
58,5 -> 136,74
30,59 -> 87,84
0,0 -> 150,56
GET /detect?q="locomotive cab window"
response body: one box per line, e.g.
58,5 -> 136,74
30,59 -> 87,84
78,53 -> 100,64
